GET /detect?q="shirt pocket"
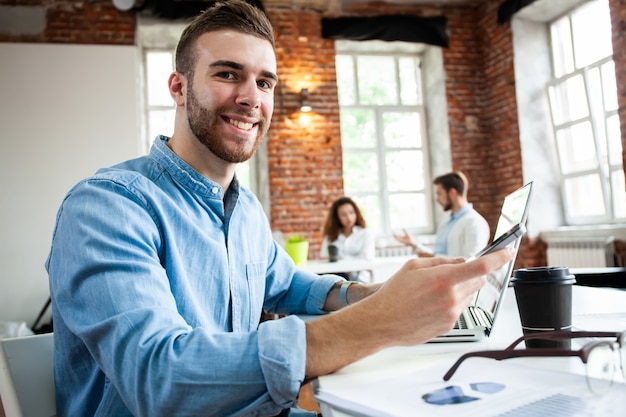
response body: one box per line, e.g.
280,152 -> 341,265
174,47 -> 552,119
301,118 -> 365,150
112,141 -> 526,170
245,261 -> 267,330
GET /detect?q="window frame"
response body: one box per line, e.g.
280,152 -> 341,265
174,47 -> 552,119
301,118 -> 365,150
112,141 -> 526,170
141,47 -> 176,154
335,41 -> 436,239
546,1 -> 625,225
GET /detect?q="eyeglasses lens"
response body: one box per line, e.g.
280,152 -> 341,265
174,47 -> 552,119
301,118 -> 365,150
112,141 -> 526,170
586,343 -> 614,395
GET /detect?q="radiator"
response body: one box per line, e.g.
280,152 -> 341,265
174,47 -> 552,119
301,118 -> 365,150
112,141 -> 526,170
546,237 -> 615,268
376,245 -> 413,258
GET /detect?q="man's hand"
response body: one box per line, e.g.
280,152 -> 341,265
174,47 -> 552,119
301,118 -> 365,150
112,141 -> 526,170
392,229 -> 433,256
392,228 -> 416,248
362,256 -> 488,345
305,247 -> 514,377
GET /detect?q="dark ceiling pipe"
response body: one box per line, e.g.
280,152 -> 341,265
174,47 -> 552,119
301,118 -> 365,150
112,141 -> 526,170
497,0 -> 538,24
321,15 -> 449,48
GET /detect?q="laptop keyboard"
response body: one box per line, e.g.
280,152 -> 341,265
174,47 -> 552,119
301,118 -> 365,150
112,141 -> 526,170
454,314 -> 468,329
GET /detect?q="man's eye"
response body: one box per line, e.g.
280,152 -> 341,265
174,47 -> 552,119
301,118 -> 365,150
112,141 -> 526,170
257,80 -> 272,89
217,72 -> 236,80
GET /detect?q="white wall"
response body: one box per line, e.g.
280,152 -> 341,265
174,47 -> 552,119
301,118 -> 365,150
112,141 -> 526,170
0,43 -> 139,324
512,16 -> 564,238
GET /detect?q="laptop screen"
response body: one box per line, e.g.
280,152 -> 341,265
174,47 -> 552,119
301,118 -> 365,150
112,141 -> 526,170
493,182 -> 534,240
473,182 -> 534,324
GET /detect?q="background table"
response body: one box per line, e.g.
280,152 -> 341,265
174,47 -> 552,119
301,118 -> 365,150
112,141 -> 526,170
299,256 -> 414,283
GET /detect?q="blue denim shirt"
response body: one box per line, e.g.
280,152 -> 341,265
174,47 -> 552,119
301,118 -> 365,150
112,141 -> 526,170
46,135 -> 338,417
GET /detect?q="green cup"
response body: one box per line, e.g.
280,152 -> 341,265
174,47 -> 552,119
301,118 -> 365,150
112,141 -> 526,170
285,240 -> 309,266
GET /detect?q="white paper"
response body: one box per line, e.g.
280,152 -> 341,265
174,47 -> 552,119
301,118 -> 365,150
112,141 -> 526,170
315,358 -> 626,417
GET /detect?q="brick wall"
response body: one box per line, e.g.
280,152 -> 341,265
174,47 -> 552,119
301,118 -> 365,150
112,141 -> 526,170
608,0 -> 626,271
1,0 -> 625,265
0,0 -> 135,43
268,9 -> 343,253
611,0 -> 626,187
444,4 -> 501,227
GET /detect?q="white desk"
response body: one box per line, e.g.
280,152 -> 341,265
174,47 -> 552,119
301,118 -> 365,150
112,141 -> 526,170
299,256 -> 414,283
314,286 -> 626,416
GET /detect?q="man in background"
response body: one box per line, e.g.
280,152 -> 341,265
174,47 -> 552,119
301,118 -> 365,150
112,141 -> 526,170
394,171 -> 490,258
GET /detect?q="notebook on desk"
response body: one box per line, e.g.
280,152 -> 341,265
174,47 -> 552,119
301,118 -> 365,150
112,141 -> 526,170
430,181 -> 534,342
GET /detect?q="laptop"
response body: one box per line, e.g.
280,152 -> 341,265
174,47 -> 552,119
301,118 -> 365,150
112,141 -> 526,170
430,181 -> 534,342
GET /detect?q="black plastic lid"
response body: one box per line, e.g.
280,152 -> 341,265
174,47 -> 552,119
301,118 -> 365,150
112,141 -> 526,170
511,266 -> 576,285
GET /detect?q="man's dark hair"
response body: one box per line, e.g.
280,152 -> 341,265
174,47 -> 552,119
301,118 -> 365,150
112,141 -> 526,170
175,0 -> 275,78
433,171 -> 468,196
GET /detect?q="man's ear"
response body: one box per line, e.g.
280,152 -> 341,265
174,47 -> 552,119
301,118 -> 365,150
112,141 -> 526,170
168,72 -> 186,106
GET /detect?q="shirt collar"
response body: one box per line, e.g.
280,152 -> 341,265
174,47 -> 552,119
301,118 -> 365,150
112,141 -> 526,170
151,135 -> 225,200
451,203 -> 472,220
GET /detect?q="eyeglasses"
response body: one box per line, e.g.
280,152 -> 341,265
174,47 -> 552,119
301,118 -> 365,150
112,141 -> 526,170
443,330 -> 626,395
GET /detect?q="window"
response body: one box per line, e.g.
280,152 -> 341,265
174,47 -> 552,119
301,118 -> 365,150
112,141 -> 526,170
335,41 -> 434,238
144,50 -> 176,154
546,0 -> 625,224
139,21 -> 268,214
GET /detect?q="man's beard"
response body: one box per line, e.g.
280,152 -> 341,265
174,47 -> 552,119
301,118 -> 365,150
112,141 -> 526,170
186,84 -> 268,163
442,194 -> 452,211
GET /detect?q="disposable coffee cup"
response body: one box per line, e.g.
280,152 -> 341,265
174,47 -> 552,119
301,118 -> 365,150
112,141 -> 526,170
510,266 -> 576,349
328,244 -> 339,262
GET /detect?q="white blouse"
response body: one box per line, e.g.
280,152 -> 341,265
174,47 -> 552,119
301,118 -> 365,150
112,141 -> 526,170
319,226 -> 376,282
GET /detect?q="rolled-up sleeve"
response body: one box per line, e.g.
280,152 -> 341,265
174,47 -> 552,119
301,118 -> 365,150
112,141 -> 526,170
258,315 -> 307,407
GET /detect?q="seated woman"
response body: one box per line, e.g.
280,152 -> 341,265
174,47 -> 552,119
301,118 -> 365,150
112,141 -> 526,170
320,197 -> 375,282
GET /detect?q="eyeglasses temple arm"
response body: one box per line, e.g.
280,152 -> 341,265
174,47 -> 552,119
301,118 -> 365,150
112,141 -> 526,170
504,335 -> 526,351
443,349 -> 582,381
443,350 -> 504,381
504,331 -> 620,350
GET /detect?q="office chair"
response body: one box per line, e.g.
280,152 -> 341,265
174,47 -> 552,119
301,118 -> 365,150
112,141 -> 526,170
0,333 -> 56,417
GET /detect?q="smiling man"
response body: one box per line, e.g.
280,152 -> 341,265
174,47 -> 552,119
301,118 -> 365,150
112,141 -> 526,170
46,1 -> 513,416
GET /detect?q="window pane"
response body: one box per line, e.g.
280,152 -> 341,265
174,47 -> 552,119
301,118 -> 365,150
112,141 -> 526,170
601,60 -> 618,111
550,16 -> 574,77
611,170 -> 626,218
386,150 -> 424,191
587,67 -> 608,150
548,75 -> 589,125
571,0 -> 612,69
399,57 -> 420,105
606,115 -> 623,165
383,112 -> 422,148
340,109 -> 376,148
389,193 -> 428,229
564,175 -> 606,217
146,52 -> 174,106
235,161 -> 251,189
587,66 -> 603,116
336,55 -> 356,105
149,109 -> 175,140
343,152 -> 379,192
556,122 -> 598,174
353,194 -> 382,235
357,56 -> 397,105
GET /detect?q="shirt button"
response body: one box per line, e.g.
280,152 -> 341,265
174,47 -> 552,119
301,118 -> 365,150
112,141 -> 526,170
211,187 -> 219,194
